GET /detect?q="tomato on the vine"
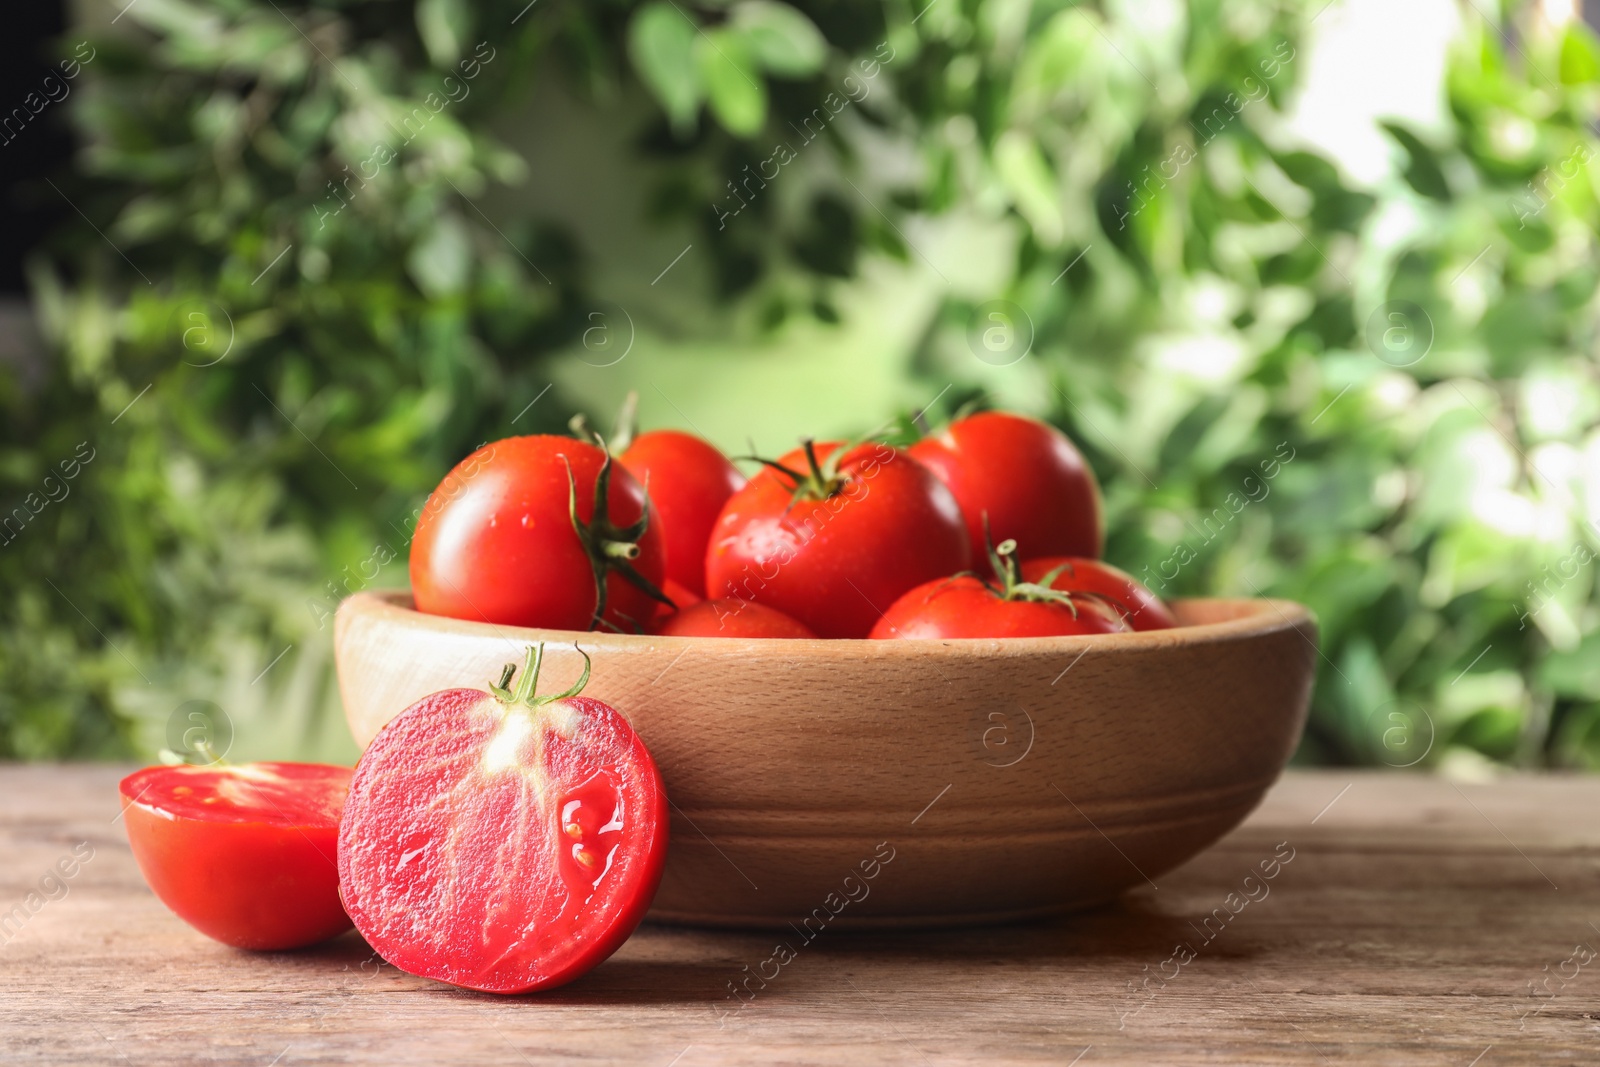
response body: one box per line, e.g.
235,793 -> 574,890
620,429 -> 744,599
704,440 -> 971,638
650,598 -> 816,638
410,436 -> 667,632
338,645 -> 667,994
120,762 -> 353,950
1020,556 -> 1177,631
909,411 -> 1102,570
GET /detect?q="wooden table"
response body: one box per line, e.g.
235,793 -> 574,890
2,766 -> 1595,1065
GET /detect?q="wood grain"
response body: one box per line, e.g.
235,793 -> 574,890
334,591 -> 1317,926
3,766 -> 1597,1065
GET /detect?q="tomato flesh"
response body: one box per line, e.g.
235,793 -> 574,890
337,687 -> 667,994
1020,556 -> 1177,631
704,442 -> 970,638
650,598 -> 816,638
869,575 -> 1129,639
620,429 -> 745,598
910,412 -> 1102,569
119,762 -> 353,950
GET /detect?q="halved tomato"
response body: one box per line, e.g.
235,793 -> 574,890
120,762 -> 353,950
337,646 -> 668,994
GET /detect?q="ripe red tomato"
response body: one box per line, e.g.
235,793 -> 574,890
704,440 -> 971,639
652,577 -> 705,621
1020,556 -> 1178,631
868,575 -> 1128,639
909,412 -> 1102,571
119,762 -> 353,950
650,598 -> 816,638
410,436 -> 666,631
338,646 -> 668,994
620,430 -> 745,598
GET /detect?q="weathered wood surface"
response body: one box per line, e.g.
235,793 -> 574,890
1,765 -> 1596,1065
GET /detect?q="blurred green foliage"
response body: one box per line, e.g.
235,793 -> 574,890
7,0 -> 1600,770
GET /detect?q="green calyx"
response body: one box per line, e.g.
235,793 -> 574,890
490,643 -> 592,707
976,518 -> 1084,615
738,436 -> 862,507
568,390 -> 640,455
880,396 -> 984,447
564,432 -> 674,630
608,390 -> 639,454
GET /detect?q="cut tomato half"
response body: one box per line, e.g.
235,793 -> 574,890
337,645 -> 668,993
119,761 -> 353,950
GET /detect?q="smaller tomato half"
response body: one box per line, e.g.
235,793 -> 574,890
620,429 -> 745,598
338,645 -> 667,994
869,575 -> 1128,639
650,599 -> 816,638
1020,556 -> 1178,631
119,762 -> 353,950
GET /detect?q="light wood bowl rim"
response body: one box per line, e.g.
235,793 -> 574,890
344,589 -> 1315,659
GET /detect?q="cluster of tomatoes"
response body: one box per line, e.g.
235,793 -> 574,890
116,405 -> 1177,998
409,404 -> 1176,640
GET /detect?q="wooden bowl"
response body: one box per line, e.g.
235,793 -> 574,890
334,591 -> 1316,929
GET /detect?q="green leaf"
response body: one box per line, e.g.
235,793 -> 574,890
995,131 -> 1064,245
1559,25 -> 1600,84
790,193 -> 858,277
1274,150 -> 1342,194
1555,703 -> 1600,769
1381,122 -> 1451,201
416,0 -> 470,68
697,29 -> 766,136
628,2 -> 703,133
729,1 -> 826,78
407,213 -> 472,297
1450,707 -> 1522,760
1015,9 -> 1099,99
